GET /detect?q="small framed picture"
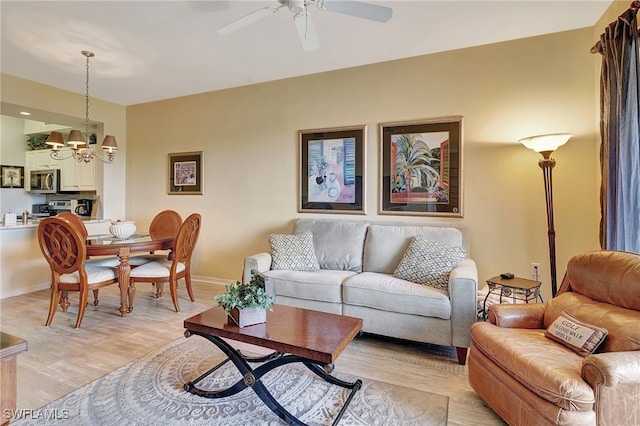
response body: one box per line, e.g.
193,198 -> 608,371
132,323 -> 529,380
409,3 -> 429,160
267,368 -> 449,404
380,116 -> 463,217
299,125 -> 366,214
168,151 -> 203,195
1,165 -> 24,189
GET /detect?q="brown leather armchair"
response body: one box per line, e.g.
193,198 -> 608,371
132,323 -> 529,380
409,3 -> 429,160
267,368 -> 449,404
468,250 -> 640,425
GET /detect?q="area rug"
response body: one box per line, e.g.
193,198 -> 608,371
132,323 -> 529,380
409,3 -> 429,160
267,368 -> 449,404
14,337 -> 448,425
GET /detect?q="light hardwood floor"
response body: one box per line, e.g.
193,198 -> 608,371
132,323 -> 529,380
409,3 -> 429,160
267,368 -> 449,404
0,281 -> 505,425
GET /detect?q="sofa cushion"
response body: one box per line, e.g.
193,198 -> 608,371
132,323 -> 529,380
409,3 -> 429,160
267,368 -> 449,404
544,292 -> 640,353
293,219 -> 368,272
343,272 -> 451,319
269,232 -> 320,271
264,269 -> 356,303
471,322 -> 595,411
363,224 -> 464,273
562,250 -> 640,311
545,311 -> 608,357
393,237 -> 466,293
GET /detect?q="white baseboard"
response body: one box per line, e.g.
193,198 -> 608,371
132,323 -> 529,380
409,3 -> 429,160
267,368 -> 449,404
191,276 -> 231,286
0,276 -> 231,300
0,282 -> 50,300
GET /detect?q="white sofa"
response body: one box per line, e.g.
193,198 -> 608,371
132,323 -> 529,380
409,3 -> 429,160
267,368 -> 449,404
243,218 -> 478,365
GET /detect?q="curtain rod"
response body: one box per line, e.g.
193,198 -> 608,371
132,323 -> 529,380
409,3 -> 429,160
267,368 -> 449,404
590,1 -> 639,54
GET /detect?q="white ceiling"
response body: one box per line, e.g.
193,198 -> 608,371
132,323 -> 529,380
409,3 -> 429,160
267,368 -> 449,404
1,0 -> 612,107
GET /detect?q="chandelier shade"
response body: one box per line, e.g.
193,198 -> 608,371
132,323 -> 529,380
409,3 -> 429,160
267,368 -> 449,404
45,131 -> 65,149
66,130 -> 88,149
101,135 -> 118,153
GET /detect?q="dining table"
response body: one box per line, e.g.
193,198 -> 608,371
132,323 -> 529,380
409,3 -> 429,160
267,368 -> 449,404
85,233 -> 176,317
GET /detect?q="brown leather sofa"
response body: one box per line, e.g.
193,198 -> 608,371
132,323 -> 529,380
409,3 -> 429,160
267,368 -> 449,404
468,250 -> 640,425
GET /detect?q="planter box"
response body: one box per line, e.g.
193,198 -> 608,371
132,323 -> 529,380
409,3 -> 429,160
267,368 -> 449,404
228,307 -> 266,327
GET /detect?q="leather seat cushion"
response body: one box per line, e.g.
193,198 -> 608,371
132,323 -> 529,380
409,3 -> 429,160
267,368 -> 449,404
544,292 -> 640,353
343,272 -> 451,319
471,322 -> 595,411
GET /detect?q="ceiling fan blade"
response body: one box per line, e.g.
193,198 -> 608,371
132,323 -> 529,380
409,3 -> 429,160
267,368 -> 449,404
217,5 -> 281,34
321,0 -> 392,23
294,12 -> 320,52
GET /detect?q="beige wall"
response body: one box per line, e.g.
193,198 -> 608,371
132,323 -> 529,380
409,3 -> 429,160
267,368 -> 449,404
127,28 -> 600,300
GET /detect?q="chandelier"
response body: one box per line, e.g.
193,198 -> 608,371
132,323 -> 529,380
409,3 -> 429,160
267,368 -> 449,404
46,50 -> 118,163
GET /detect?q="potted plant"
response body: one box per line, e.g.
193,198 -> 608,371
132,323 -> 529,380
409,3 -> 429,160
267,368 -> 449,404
214,274 -> 275,327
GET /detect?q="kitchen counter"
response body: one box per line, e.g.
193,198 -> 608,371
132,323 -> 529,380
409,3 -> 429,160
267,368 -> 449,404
0,218 -> 113,298
0,218 -> 109,230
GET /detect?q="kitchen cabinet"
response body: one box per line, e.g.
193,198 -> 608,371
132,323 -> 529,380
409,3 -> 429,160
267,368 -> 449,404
25,149 -> 60,191
60,149 -> 95,191
26,149 -> 60,171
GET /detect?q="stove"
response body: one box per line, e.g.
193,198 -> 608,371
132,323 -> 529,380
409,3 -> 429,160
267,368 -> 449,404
48,200 -> 73,214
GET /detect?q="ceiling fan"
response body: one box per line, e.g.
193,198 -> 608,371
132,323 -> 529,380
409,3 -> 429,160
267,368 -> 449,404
217,0 -> 393,52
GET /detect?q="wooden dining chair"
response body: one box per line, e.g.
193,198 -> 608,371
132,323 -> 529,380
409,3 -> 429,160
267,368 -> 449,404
128,213 -> 201,312
38,216 -> 118,328
128,210 -> 183,267
149,210 -> 182,240
56,212 -> 136,268
90,211 -> 182,268
57,212 -> 88,239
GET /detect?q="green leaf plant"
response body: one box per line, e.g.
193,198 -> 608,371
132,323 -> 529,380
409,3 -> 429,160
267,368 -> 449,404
214,274 -> 275,313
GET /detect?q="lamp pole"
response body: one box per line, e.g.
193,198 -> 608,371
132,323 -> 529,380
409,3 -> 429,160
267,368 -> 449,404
519,133 -> 571,298
539,151 -> 558,296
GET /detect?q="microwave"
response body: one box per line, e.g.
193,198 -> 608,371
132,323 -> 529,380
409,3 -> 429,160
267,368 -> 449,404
29,169 -> 59,194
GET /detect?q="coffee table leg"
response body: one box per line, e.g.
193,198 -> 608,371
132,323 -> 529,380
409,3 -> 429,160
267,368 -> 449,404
184,331 -> 361,426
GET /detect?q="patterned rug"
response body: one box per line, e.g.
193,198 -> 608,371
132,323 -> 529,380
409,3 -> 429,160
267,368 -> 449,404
14,336 -> 448,425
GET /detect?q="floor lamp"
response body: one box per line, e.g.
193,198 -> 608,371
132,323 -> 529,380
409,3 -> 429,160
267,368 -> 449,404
519,133 -> 572,297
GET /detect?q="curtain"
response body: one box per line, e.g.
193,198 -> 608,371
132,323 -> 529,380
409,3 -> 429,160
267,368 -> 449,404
592,3 -> 640,253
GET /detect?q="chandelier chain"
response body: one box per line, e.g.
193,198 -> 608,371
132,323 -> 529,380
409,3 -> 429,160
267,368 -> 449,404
85,53 -> 90,141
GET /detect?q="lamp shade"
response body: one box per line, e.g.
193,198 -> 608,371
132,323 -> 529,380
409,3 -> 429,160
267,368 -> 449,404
67,130 -> 88,149
45,131 -> 65,149
519,133 -> 572,153
101,135 -> 118,153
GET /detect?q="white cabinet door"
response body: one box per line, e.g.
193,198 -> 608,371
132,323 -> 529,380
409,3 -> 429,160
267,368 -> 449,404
26,150 -> 60,171
59,149 -> 96,191
76,161 -> 96,190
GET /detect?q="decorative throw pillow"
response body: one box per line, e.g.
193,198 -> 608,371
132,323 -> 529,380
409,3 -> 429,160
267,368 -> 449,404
269,232 -> 320,271
545,311 -> 608,357
393,236 -> 466,292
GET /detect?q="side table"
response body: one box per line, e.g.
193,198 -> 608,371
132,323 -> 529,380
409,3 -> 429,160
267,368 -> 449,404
478,276 -> 543,321
1,332 -> 28,425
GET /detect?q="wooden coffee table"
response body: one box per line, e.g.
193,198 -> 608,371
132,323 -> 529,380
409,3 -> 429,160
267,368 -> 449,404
183,305 -> 363,425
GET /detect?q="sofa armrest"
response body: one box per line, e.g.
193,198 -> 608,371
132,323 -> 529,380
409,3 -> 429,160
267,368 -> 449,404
582,351 -> 640,424
582,351 -> 640,387
449,258 -> 479,348
242,252 -> 272,284
487,303 -> 547,328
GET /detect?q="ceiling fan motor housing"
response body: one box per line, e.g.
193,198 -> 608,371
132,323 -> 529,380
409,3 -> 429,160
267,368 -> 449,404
286,0 -> 307,14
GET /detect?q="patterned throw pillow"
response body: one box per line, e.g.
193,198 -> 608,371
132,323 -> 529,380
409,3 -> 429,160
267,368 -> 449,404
269,232 -> 320,271
393,236 -> 466,292
545,311 -> 608,356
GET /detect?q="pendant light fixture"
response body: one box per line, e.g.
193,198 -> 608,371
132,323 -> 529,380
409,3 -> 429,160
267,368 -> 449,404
46,50 -> 118,163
